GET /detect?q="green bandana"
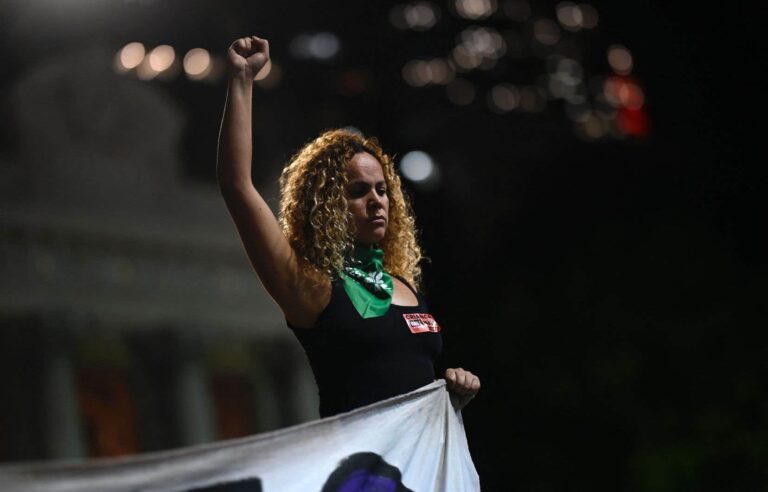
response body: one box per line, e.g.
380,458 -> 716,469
341,244 -> 394,319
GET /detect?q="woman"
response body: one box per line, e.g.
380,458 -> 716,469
217,35 -> 480,418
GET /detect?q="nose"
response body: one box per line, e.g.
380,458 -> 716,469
367,190 -> 384,209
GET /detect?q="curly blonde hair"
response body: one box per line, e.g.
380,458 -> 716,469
278,128 -> 424,290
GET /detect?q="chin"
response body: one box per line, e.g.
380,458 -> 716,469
358,230 -> 386,246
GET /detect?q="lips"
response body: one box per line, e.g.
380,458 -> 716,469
368,216 -> 386,225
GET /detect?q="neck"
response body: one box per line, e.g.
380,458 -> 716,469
347,243 -> 383,266
353,242 -> 378,253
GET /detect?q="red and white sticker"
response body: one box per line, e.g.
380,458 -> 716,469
403,313 -> 441,334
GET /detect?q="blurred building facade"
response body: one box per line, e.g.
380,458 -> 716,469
0,48 -> 318,462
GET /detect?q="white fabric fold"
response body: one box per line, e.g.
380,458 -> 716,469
0,379 -> 480,492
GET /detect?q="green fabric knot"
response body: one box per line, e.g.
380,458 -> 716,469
340,244 -> 393,319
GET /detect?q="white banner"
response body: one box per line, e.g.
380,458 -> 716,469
0,380 -> 480,491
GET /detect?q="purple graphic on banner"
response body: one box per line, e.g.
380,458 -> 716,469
323,452 -> 413,492
338,469 -> 398,492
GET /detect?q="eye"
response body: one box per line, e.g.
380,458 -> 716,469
347,184 -> 367,198
376,187 -> 387,197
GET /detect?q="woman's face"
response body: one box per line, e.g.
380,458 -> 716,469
345,152 -> 389,245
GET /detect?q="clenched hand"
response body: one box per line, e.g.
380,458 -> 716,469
226,35 -> 270,79
444,367 -> 480,409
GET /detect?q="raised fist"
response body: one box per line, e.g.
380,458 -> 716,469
226,35 -> 270,79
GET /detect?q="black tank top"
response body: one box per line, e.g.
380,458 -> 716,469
287,275 -> 443,418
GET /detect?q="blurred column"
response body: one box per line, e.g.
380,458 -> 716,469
291,356 -> 320,423
250,343 -> 281,432
175,335 -> 215,446
41,339 -> 86,459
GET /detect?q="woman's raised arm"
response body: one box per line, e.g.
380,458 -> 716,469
216,36 -> 329,326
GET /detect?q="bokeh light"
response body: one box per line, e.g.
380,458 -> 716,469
309,32 -> 340,59
616,107 -> 649,136
391,2 -> 441,30
405,2 -> 440,30
117,42 -> 145,71
460,26 -> 505,58
487,83 -> 520,112
403,58 -> 456,86
290,32 -> 341,60
546,55 -> 584,102
452,26 -> 506,71
403,60 -> 430,86
389,2 -> 441,31
556,2 -> 584,32
603,76 -> 645,109
400,151 -> 436,182
148,45 -> 175,72
607,44 -> 633,75
184,48 -> 212,80
533,18 -> 561,46
577,111 -> 609,141
454,0 -> 497,20
428,58 -> 455,84
452,45 -> 483,71
618,82 -> 644,110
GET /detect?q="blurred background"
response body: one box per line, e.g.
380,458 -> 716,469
0,0 -> 762,490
